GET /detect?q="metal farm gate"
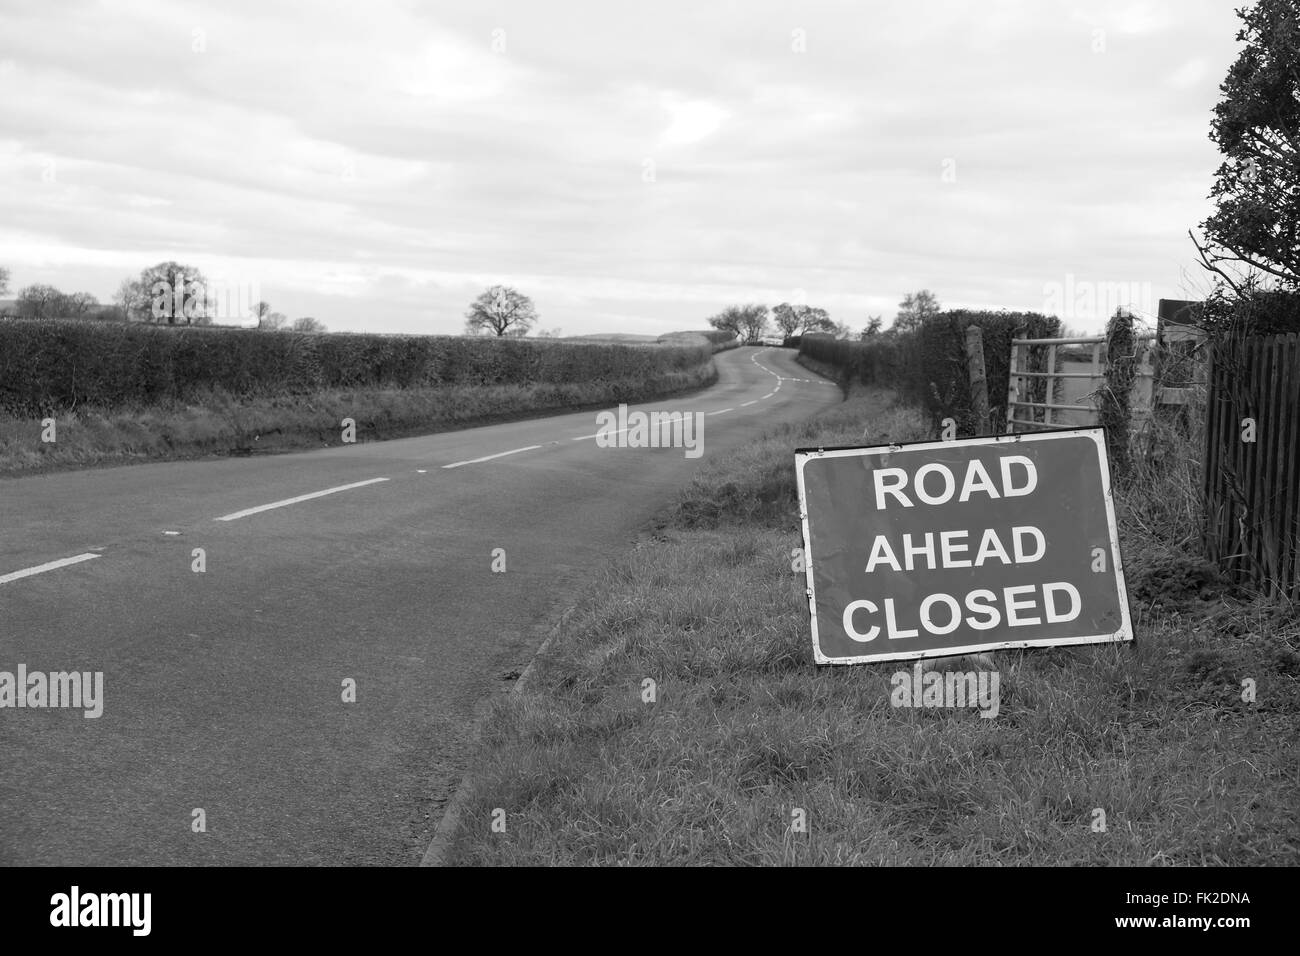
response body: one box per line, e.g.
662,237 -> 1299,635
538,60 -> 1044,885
1005,335 -> 1159,433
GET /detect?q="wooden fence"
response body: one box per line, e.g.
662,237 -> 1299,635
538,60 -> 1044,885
1204,332 -> 1300,599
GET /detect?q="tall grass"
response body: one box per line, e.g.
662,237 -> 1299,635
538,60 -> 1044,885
443,385 -> 1299,866
0,364 -> 718,475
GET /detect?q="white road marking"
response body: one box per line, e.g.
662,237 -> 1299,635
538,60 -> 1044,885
749,350 -> 784,383
442,445 -> 542,469
215,477 -> 391,521
451,351 -> 815,464
0,552 -> 101,585
750,348 -> 836,389
573,424 -> 638,441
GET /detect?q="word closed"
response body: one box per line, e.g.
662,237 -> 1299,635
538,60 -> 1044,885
794,429 -> 1132,664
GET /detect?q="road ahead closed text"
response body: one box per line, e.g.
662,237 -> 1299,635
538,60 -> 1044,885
795,429 -> 1132,664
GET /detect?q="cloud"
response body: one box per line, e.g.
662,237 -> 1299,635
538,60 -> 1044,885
0,0 -> 1248,334
658,96 -> 730,147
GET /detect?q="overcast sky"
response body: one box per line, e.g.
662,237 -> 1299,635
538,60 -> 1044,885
0,0 -> 1245,336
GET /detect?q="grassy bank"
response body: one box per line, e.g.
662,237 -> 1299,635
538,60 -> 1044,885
444,387 -> 1300,865
0,364 -> 717,476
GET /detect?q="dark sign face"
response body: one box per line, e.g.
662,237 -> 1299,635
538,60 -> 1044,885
795,428 -> 1132,664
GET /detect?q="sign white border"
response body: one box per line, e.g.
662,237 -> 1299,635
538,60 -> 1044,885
794,427 -> 1133,665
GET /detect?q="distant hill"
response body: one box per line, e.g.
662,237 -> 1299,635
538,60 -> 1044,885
556,330 -> 736,349
561,333 -> 662,344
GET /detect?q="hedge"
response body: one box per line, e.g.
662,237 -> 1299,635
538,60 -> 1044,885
0,320 -> 714,416
1201,287 -> 1300,339
657,330 -> 739,350
799,310 -> 1061,433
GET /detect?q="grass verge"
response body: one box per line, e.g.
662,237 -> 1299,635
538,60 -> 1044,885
0,364 -> 716,477
444,386 -> 1300,865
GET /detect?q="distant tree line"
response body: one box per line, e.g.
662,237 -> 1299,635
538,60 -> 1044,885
3,268 -> 546,340
1,260 -> 940,345
0,260 -> 324,331
699,290 -> 940,345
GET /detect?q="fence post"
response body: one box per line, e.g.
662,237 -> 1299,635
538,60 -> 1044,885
964,325 -> 989,435
1045,343 -> 1058,426
1101,310 -> 1135,476
1006,336 -> 1020,434
1130,337 -> 1156,437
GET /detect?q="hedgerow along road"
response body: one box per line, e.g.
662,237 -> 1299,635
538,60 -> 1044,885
0,346 -> 840,865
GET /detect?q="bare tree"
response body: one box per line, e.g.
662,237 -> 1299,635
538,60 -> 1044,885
772,302 -> 835,337
291,316 -> 325,332
63,291 -> 98,317
0,265 -> 10,297
16,284 -> 64,319
115,277 -> 147,320
254,301 -> 284,329
116,261 -> 209,324
892,289 -> 940,334
708,304 -> 769,343
706,308 -> 742,338
464,285 -> 538,337
771,303 -> 801,337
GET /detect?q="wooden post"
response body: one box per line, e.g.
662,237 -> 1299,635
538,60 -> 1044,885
965,325 -> 990,435
1130,336 -> 1156,435
1090,341 -> 1103,420
1046,343 -> 1058,426
1006,326 -> 1026,434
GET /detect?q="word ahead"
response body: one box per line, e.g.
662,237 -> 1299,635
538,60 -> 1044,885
795,428 -> 1132,664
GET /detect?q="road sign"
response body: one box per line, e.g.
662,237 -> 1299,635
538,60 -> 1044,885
794,428 -> 1132,665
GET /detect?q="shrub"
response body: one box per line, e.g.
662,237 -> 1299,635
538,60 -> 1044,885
0,319 -> 714,415
798,310 -> 1060,433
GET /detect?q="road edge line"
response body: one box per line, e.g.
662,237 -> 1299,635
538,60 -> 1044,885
419,602 -> 578,867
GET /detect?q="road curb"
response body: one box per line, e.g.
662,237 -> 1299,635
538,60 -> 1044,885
419,603 -> 578,867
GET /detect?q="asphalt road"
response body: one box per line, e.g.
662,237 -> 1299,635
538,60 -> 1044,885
0,346 -> 840,865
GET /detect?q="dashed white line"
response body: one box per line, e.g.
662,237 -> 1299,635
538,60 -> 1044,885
443,445 -> 542,469
572,427 -> 629,441
215,477 -> 391,521
460,352 -> 806,461
0,552 -> 101,585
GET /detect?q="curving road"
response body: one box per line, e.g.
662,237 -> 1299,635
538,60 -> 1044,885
0,346 -> 839,865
